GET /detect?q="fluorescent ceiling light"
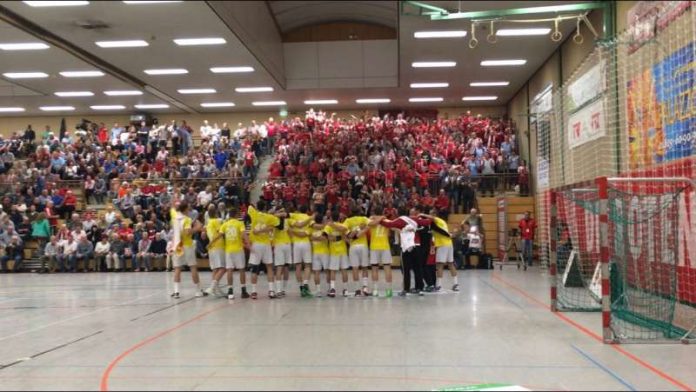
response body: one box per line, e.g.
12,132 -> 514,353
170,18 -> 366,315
496,28 -> 551,36
40,106 -> 75,111
174,38 -> 226,46
235,87 -> 273,93
0,42 -> 49,50
144,68 -> 188,75
91,105 -> 126,110
55,91 -> 94,97
412,61 -> 456,68
462,96 -> 498,101
104,90 -> 143,96
0,107 -> 25,113
178,88 -> 216,94
414,30 -> 466,38
134,104 -> 169,109
201,102 -> 236,108
96,40 -> 149,48
24,1 -> 88,6
410,82 -> 449,88
252,101 -> 286,106
481,59 -> 527,66
3,72 -> 48,79
60,70 -> 104,77
123,1 -> 182,3
409,97 -> 443,103
355,98 -> 390,104
470,81 -> 510,87
304,100 -> 338,105
210,66 -> 254,73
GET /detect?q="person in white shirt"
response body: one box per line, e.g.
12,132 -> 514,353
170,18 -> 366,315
104,205 -> 117,227
200,120 -> 212,140
94,236 -> 110,272
197,186 -> 213,209
233,123 -> 246,139
58,236 -> 78,273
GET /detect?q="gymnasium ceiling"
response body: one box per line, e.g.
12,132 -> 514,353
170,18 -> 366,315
0,1 -> 592,117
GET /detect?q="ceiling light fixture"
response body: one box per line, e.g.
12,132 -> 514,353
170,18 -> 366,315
462,96 -> 498,101
90,105 -> 126,110
252,101 -> 286,106
174,38 -> 226,46
410,82 -> 449,88
210,66 -> 254,73
104,90 -> 143,96
3,72 -> 48,79
481,59 -> 527,66
412,61 -> 456,68
178,88 -> 216,94
201,102 -> 236,108
54,91 -> 94,97
355,98 -> 390,104
235,87 -> 273,93
409,97 -> 444,102
59,70 -> 104,77
304,100 -> 338,105
496,28 -> 551,36
0,42 -> 49,50
134,104 -> 170,109
24,1 -> 88,6
414,30 -> 466,38
469,81 -> 510,87
96,40 -> 149,48
40,106 -> 75,111
144,68 -> 188,75
0,107 -> 25,113
122,1 -> 182,3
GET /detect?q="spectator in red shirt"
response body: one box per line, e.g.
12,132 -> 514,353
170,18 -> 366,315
518,211 -> 536,266
434,189 -> 450,219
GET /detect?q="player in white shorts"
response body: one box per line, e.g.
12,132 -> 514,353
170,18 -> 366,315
170,201 -> 207,299
310,214 -> 330,297
343,206 -> 371,296
218,206 -> 249,299
367,205 -> 394,297
203,205 -> 226,297
325,211 -> 350,297
247,201 -> 284,299
271,205 -> 292,297
289,205 -> 314,297
425,208 -> 459,292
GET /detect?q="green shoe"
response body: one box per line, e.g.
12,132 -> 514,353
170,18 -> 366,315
385,288 -> 393,298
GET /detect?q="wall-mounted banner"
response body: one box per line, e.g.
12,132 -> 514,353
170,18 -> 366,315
567,99 -> 606,149
627,1 -> 692,53
536,158 -> 549,190
567,62 -> 604,110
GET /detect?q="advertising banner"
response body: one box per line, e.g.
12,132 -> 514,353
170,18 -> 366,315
567,99 -> 606,149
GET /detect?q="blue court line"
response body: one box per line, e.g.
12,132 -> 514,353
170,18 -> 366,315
479,278 -> 524,309
18,364 -> 596,369
570,344 -> 637,391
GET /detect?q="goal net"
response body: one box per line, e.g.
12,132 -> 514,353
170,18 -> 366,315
537,2 -> 695,343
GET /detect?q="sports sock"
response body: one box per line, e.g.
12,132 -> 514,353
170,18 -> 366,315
252,284 -> 257,293
436,278 -> 442,287
302,279 -> 308,285
196,282 -> 201,291
269,282 -> 275,291
330,280 -> 335,289
276,279 -> 282,290
362,277 -> 368,287
453,276 -> 459,284
174,282 -> 180,293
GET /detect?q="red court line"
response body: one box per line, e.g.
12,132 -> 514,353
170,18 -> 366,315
491,273 -> 694,392
100,303 -> 229,391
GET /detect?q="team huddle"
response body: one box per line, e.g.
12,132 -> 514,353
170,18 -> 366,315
169,200 -> 460,300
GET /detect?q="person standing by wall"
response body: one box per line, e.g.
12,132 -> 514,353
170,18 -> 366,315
518,211 -> 536,267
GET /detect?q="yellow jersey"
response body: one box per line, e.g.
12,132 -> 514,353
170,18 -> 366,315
273,218 -> 292,246
248,206 -> 279,245
311,228 -> 329,255
324,223 -> 348,256
181,216 -> 193,248
343,216 -> 370,247
432,217 -> 453,248
369,223 -> 390,251
289,212 -> 312,244
219,219 -> 246,253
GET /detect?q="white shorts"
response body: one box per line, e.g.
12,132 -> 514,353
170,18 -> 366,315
293,242 -> 312,264
225,251 -> 245,270
436,245 -> 454,263
329,254 -> 349,271
249,243 -> 273,265
370,249 -> 392,266
312,254 -> 329,271
274,244 -> 292,266
349,245 -> 369,268
209,249 -> 225,270
172,246 -> 197,268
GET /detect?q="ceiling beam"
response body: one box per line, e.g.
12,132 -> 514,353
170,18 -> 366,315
0,3 -> 197,114
427,2 -> 607,20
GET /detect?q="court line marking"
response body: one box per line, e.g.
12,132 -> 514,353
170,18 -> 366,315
0,292 -> 159,343
491,273 -> 694,391
570,344 -> 637,391
478,278 -> 524,309
0,331 -> 103,371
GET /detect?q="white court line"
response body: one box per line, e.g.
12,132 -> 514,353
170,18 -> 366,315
0,292 -> 160,342
0,298 -> 31,304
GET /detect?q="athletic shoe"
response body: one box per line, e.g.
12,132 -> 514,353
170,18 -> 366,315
328,288 -> 336,298
269,290 -> 276,299
425,285 -> 435,293
342,289 -> 348,297
418,290 -> 425,296
409,288 -> 419,294
372,290 -> 380,297
385,288 -> 393,298
278,290 -> 286,298
241,288 -> 250,299
227,288 -> 235,300
354,289 -> 362,297
398,290 -> 407,297
195,290 -> 208,298
204,287 -> 217,297
452,284 -> 460,292
251,292 -> 258,300
434,286 -> 442,292
170,292 -> 180,299
361,286 -> 370,296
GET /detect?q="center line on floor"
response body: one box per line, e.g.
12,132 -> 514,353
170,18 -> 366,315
570,344 -> 637,391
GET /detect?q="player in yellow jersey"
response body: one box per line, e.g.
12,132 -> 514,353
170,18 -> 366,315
217,205 -> 249,299
247,200 -> 284,299
426,208 -> 459,291
170,201 -> 206,299
203,205 -> 225,297
289,205 -> 315,297
367,205 -> 394,297
325,210 -> 350,297
310,214 -> 330,297
271,205 -> 292,297
343,206 -> 371,296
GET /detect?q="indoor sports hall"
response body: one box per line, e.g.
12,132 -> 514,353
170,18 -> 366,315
0,1 -> 694,391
